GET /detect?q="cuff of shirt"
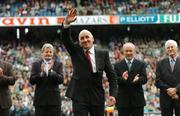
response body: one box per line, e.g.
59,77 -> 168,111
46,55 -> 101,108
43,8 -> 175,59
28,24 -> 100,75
63,22 -> 71,28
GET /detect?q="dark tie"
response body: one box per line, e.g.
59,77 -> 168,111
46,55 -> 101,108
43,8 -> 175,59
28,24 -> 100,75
127,61 -> 132,71
85,50 -> 93,72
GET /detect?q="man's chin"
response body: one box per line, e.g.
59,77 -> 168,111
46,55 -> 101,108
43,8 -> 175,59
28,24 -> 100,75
44,58 -> 52,61
83,46 -> 90,50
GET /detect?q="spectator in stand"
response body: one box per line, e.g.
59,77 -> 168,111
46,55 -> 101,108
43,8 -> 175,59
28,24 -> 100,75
30,43 -> 64,116
114,42 -> 147,116
0,60 -> 17,116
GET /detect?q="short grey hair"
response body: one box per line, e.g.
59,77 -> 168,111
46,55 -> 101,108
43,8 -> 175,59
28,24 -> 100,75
165,40 -> 178,49
41,43 -> 54,52
123,42 -> 136,50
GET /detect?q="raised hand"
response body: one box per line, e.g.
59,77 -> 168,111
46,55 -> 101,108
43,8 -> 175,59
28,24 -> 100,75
65,8 -> 77,25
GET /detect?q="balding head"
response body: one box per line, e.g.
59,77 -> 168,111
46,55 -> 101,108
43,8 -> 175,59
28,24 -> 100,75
78,29 -> 94,50
78,29 -> 93,40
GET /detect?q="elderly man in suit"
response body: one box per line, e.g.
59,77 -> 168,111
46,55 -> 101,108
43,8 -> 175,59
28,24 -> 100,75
114,42 -> 147,116
30,43 -> 64,116
156,40 -> 180,116
0,60 -> 17,116
61,9 -> 117,116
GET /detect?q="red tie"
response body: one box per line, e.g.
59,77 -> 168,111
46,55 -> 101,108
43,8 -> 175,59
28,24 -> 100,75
85,50 -> 93,72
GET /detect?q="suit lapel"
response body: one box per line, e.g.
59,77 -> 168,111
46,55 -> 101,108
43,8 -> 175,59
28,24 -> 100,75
130,59 -> 136,72
165,58 -> 172,72
79,47 -> 89,62
95,48 -> 100,71
173,57 -> 180,72
122,59 -> 128,71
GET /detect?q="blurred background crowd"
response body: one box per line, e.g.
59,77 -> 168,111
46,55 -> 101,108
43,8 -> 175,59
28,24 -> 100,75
0,37 -> 170,115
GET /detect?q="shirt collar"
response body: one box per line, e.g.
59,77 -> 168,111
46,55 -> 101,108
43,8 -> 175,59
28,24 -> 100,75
84,46 -> 95,54
43,59 -> 52,64
125,58 -> 134,64
169,56 -> 177,62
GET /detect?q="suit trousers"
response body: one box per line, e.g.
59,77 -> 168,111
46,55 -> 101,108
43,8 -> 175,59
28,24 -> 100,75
35,106 -> 61,116
72,100 -> 104,116
0,107 -> 9,116
161,107 -> 180,116
118,106 -> 144,116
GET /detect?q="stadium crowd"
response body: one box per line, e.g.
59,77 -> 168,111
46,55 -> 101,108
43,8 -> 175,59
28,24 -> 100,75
0,38 -> 170,115
0,0 -> 179,17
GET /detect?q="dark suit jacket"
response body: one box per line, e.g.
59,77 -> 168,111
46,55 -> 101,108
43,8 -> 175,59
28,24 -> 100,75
30,59 -> 64,106
114,59 -> 147,108
156,57 -> 180,107
0,60 -> 16,109
61,27 -> 117,105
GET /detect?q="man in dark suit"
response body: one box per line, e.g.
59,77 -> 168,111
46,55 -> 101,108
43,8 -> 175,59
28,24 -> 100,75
0,60 -> 17,116
156,40 -> 180,116
62,9 -> 117,116
114,42 -> 147,116
30,43 -> 64,116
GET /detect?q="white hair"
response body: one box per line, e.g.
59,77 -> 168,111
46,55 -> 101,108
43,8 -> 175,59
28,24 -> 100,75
78,29 -> 93,40
165,40 -> 178,49
41,43 -> 54,52
123,42 -> 136,50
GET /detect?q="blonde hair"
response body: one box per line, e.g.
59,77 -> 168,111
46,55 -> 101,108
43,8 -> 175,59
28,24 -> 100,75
41,43 -> 54,52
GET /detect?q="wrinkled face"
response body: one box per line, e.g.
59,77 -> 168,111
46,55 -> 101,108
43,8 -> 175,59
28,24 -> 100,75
166,43 -> 177,58
42,48 -> 54,61
123,45 -> 135,60
79,30 -> 94,50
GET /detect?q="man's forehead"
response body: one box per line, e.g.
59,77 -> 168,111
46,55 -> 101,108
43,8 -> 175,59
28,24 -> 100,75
79,30 -> 92,37
167,43 -> 176,47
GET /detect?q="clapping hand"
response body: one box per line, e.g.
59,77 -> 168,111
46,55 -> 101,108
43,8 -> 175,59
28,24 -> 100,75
122,71 -> 128,81
0,67 -> 4,77
133,74 -> 139,83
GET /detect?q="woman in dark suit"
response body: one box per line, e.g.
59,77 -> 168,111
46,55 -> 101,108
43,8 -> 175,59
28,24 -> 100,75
30,43 -> 64,116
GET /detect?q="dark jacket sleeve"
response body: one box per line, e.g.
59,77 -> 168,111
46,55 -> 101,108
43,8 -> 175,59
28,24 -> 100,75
0,62 -> 16,85
30,62 -> 43,85
155,61 -> 170,90
48,62 -> 64,84
132,62 -> 147,86
104,51 -> 118,97
61,26 -> 76,55
114,63 -> 127,85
